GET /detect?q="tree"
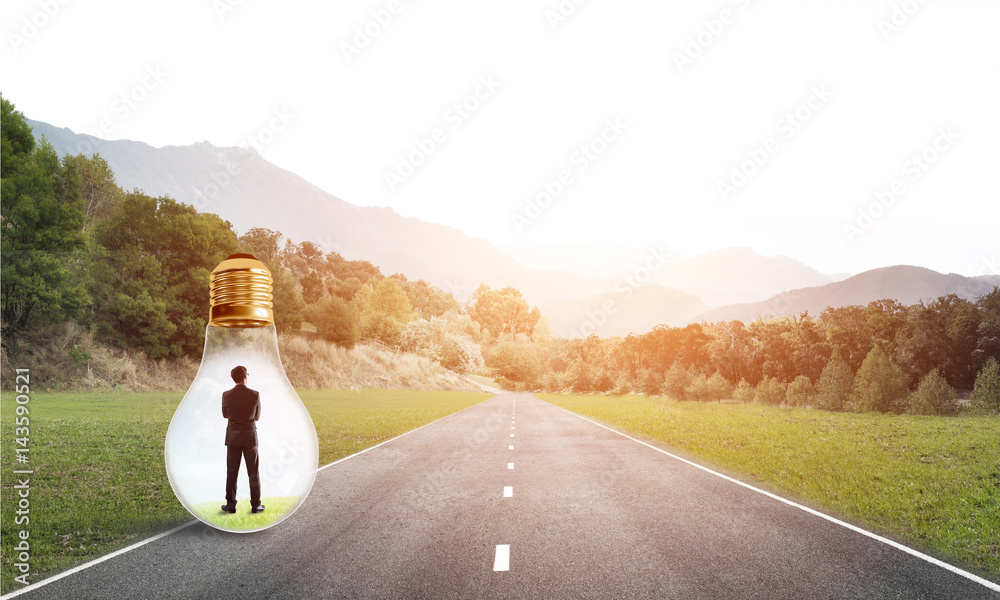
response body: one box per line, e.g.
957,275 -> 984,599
89,192 -> 239,357
815,352 -> 853,412
300,270 -> 324,305
973,288 -> 1000,370
787,375 -> 815,408
754,375 -> 786,406
733,379 -> 754,404
466,284 -> 538,342
487,343 -> 541,387
851,345 -> 908,413
1,98 -> 89,351
663,362 -> 692,400
638,368 -> 663,396
308,295 -> 358,348
687,372 -> 730,403
62,153 -> 123,231
907,369 -> 957,416
239,228 -> 283,264
269,260 -> 305,334
970,358 -> 1000,413
356,277 -> 413,346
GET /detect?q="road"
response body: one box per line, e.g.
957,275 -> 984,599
9,393 -> 999,599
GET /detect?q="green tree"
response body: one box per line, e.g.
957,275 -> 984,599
239,227 -> 283,264
815,352 -> 853,412
356,277 -> 413,346
687,372 -> 730,403
1,98 -> 89,351
638,368 -> 663,396
732,379 -> 754,404
851,345 -> 908,413
308,294 -> 358,348
754,375 -> 786,406
663,362 -> 692,400
62,153 -> 123,231
269,260 -> 304,334
907,369 -> 957,416
487,343 -> 541,386
300,270 -> 324,305
467,284 -> 539,343
89,192 -> 238,357
970,357 -> 1000,413
787,375 -> 815,408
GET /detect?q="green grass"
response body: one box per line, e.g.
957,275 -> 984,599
0,388 -> 488,593
541,393 -> 1000,582
190,496 -> 301,532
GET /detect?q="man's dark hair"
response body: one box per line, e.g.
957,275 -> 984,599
231,365 -> 248,383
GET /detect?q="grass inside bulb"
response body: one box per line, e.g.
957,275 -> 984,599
165,254 -> 318,532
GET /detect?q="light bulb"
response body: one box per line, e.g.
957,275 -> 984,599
165,254 -> 318,532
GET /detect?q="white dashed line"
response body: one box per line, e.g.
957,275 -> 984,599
510,434 -> 514,437
509,445 -> 514,450
504,486 -> 513,497
493,545 -> 510,571
507,462 -> 514,469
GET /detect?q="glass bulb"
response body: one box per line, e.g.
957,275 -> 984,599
164,254 -> 318,532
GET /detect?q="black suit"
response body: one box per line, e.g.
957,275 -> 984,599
222,383 -> 261,507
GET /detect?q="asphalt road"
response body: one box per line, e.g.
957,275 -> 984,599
9,393 -> 999,599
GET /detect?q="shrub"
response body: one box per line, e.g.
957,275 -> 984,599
851,345 -> 908,413
907,369 -> 957,415
663,363 -> 692,400
754,375 -> 786,406
970,358 -> 1000,413
816,353 -> 853,412
732,379 -> 754,404
638,368 -> 663,396
787,375 -> 815,408
687,372 -> 731,402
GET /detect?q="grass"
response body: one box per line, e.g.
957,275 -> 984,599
0,388 -> 489,593
540,393 -> 1000,582
190,496 -> 301,532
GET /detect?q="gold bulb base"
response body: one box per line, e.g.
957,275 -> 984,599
209,254 -> 274,328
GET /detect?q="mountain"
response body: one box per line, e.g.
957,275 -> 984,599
503,244 -> 845,307
28,119 -> 615,307
543,285 -> 705,338
649,247 -> 846,307
691,265 -> 998,324
499,243 -> 688,279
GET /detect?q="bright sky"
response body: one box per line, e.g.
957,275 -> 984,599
3,0 -> 998,277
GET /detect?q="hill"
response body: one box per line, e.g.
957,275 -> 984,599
543,285 -> 705,338
692,265 -> 998,324
27,119 -> 611,307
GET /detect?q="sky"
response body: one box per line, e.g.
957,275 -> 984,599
2,0 -> 998,278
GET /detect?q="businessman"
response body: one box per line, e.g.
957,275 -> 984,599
221,365 -> 264,514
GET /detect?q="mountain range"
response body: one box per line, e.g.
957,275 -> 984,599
28,119 -> 998,337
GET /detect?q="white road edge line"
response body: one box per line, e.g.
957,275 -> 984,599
0,521 -> 197,600
493,544 -> 510,571
0,394 -> 502,600
546,401 -> 1000,594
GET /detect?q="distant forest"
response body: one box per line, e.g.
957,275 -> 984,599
3,97 -> 999,415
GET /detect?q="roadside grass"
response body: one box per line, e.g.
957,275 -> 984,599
540,393 -> 1000,582
0,389 -> 489,593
